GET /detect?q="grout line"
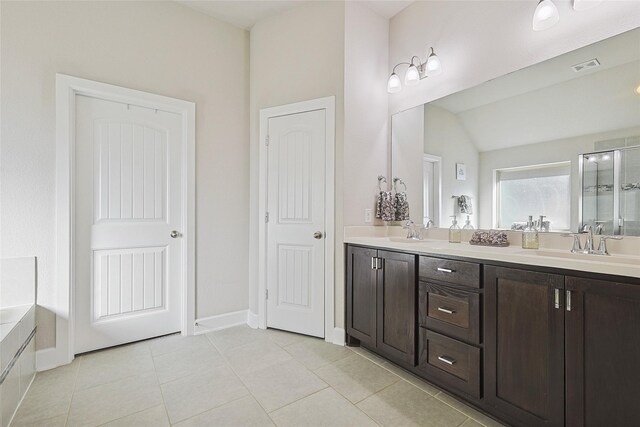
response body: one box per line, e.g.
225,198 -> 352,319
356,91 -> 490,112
149,345 -> 173,426
64,356 -> 82,426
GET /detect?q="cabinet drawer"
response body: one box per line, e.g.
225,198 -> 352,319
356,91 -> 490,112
419,282 -> 481,344
419,257 -> 480,289
418,329 -> 481,399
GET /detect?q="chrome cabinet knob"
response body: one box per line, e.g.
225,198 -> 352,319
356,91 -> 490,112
313,231 -> 323,240
170,230 -> 180,238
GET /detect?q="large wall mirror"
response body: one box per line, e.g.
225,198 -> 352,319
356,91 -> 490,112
391,28 -> 640,235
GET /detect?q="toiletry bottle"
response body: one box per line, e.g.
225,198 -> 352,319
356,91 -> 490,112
538,215 -> 547,232
463,215 -> 474,230
522,215 -> 539,249
449,216 -> 461,243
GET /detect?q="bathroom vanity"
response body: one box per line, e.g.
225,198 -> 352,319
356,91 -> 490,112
345,237 -> 640,427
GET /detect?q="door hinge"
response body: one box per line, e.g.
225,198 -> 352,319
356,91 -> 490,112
265,212 -> 270,223
265,135 -> 270,146
265,289 -> 269,300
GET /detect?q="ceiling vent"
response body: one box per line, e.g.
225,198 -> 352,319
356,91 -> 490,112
572,58 -> 600,72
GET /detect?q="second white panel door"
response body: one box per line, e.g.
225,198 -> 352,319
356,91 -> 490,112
266,109 -> 326,338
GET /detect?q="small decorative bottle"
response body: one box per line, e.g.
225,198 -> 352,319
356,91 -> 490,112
462,215 -> 474,230
449,216 -> 461,243
522,215 -> 539,249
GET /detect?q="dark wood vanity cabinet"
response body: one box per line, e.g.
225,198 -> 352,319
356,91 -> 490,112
565,276 -> 640,427
346,246 -> 416,366
346,244 -> 640,427
484,266 -> 565,427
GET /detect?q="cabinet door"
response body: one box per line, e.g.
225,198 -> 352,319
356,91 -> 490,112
376,250 -> 416,366
565,277 -> 640,427
346,246 -> 377,347
485,266 -> 564,427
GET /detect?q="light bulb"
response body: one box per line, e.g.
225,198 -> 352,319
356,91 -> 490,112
387,73 -> 402,93
405,64 -> 420,86
602,154 -> 611,161
573,0 -> 602,10
533,0 -> 559,31
426,48 -> 442,76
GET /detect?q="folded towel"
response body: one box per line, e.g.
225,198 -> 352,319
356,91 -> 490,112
376,191 -> 395,222
394,192 -> 410,221
458,195 -> 473,214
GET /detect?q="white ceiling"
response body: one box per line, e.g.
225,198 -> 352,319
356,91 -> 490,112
430,28 -> 640,152
178,0 -> 413,29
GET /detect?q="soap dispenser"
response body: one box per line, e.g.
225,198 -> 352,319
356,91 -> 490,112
522,215 -> 539,249
462,215 -> 474,230
449,216 -> 461,243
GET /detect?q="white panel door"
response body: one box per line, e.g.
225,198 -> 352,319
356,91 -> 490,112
267,110 -> 326,338
74,95 -> 183,354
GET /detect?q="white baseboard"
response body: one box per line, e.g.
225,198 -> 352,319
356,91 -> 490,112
36,347 -> 63,372
331,327 -> 346,346
247,311 -> 259,329
194,310 -> 248,335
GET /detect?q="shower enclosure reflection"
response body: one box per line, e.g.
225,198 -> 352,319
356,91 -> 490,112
581,144 -> 640,236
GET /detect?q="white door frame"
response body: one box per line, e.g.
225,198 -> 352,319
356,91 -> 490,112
258,96 -> 335,342
423,153 -> 442,227
53,74 -> 195,368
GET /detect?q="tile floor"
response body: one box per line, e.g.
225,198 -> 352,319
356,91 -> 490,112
11,326 -> 506,427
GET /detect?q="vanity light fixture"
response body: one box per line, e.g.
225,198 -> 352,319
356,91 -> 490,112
532,0 -> 560,31
387,47 -> 442,94
635,84 -> 640,95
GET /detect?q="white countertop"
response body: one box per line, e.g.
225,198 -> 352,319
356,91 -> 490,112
345,235 -> 640,279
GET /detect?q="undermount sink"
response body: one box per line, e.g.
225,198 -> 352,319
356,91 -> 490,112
524,250 -> 640,266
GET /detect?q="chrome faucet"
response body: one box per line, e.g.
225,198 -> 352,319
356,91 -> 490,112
402,220 -> 423,240
580,224 -> 594,254
424,218 -> 434,229
564,225 -> 624,255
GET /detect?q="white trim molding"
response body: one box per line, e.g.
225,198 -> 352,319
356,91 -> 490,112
258,96 -> 336,343
193,310 -> 249,335
54,74 -> 196,368
247,311 -> 260,329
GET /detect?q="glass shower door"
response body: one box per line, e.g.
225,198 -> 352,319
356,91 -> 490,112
620,146 -> 640,236
581,151 -> 615,234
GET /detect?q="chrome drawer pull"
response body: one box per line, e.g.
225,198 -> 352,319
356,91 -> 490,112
437,267 -> 453,273
437,307 -> 455,314
437,356 -> 456,365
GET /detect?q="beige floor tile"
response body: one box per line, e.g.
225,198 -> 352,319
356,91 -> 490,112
435,392 -> 506,427
460,419 -> 483,427
283,339 -> 352,370
175,396 -> 275,427
265,328 -> 315,347
67,372 -> 163,426
11,361 -> 79,425
148,333 -> 212,357
348,346 -> 389,366
357,381 -> 467,427
161,364 -> 249,424
11,401 -> 70,427
207,325 -> 270,353
102,405 -> 170,427
380,361 -> 440,396
75,343 -> 154,390
224,339 -> 292,376
314,354 -> 399,403
242,359 -> 328,412
270,388 -> 378,427
153,346 -> 226,384
12,413 -> 68,427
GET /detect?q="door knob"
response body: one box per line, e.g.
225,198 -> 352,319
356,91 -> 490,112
313,231 -> 323,240
170,230 -> 180,238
